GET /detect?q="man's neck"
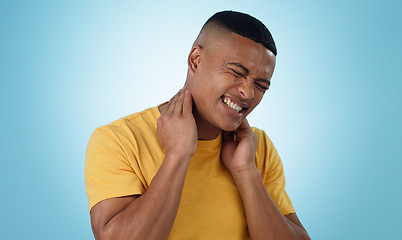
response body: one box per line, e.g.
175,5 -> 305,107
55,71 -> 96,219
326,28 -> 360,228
158,100 -> 221,140
193,109 -> 221,140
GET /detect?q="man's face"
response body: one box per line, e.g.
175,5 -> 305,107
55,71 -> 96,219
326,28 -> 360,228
188,32 -> 276,133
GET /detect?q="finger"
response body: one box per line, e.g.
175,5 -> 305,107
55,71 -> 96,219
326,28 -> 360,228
237,119 -> 251,131
234,119 -> 251,140
160,92 -> 177,114
166,90 -> 181,114
182,88 -> 193,115
159,101 -> 170,114
174,88 -> 186,116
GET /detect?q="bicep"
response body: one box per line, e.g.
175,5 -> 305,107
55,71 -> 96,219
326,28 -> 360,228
90,195 -> 140,239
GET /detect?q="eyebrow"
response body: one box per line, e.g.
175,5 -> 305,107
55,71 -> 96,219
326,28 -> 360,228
227,62 -> 271,87
228,62 -> 249,75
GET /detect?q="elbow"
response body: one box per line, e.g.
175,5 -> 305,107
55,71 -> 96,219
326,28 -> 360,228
294,230 -> 311,240
280,228 -> 311,240
97,226 -> 113,240
302,235 -> 311,240
96,221 -> 118,240
98,224 -> 144,240
291,230 -> 310,240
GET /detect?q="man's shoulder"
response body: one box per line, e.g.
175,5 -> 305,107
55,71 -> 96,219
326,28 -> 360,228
251,127 -> 268,140
108,106 -> 160,127
251,126 -> 264,135
91,105 -> 161,140
251,126 -> 275,149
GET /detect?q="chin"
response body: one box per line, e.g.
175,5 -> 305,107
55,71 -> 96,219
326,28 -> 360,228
219,122 -> 242,132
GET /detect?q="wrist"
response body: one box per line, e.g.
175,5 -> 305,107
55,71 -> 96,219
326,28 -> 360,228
165,150 -> 193,163
229,165 -> 260,182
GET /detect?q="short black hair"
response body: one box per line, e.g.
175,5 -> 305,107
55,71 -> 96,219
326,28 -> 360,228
203,11 -> 277,56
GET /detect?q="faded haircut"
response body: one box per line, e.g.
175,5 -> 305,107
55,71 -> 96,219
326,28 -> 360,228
201,10 -> 277,56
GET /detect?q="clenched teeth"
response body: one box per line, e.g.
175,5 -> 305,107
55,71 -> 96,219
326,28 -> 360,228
223,97 -> 242,112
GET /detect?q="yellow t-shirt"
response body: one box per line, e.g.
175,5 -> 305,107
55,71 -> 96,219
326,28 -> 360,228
85,105 -> 295,239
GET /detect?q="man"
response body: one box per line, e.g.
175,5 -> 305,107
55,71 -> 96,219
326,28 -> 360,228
85,11 -> 310,240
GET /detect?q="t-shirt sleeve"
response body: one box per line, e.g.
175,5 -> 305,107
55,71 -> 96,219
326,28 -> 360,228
255,129 -> 295,216
85,127 -> 145,211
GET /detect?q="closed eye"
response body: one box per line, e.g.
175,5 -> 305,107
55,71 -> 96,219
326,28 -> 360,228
230,69 -> 246,77
230,68 -> 269,91
255,82 -> 269,91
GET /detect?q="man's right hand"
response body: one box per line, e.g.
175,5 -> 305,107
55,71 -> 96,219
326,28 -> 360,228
157,87 -> 198,159
90,87 -> 198,240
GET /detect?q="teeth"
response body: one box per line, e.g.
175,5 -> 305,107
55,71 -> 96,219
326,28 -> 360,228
223,97 -> 242,113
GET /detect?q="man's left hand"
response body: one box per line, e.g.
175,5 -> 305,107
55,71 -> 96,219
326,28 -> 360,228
221,119 -> 258,174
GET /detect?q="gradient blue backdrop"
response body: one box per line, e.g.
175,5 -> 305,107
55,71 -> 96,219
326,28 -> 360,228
1,1 -> 401,239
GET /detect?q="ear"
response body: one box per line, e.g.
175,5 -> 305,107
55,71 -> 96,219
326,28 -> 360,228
188,45 -> 202,74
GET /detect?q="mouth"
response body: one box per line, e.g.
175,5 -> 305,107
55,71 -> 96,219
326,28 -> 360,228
221,95 -> 248,114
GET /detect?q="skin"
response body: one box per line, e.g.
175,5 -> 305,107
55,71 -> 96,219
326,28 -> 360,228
186,30 -> 274,139
89,26 -> 310,240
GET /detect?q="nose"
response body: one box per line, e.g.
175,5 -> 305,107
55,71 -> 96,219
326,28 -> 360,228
238,81 -> 254,100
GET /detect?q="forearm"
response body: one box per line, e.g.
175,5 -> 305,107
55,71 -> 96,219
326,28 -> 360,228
231,167 -> 310,240
100,153 -> 191,240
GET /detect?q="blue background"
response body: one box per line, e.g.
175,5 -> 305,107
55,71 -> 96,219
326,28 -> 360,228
1,0 -> 401,239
